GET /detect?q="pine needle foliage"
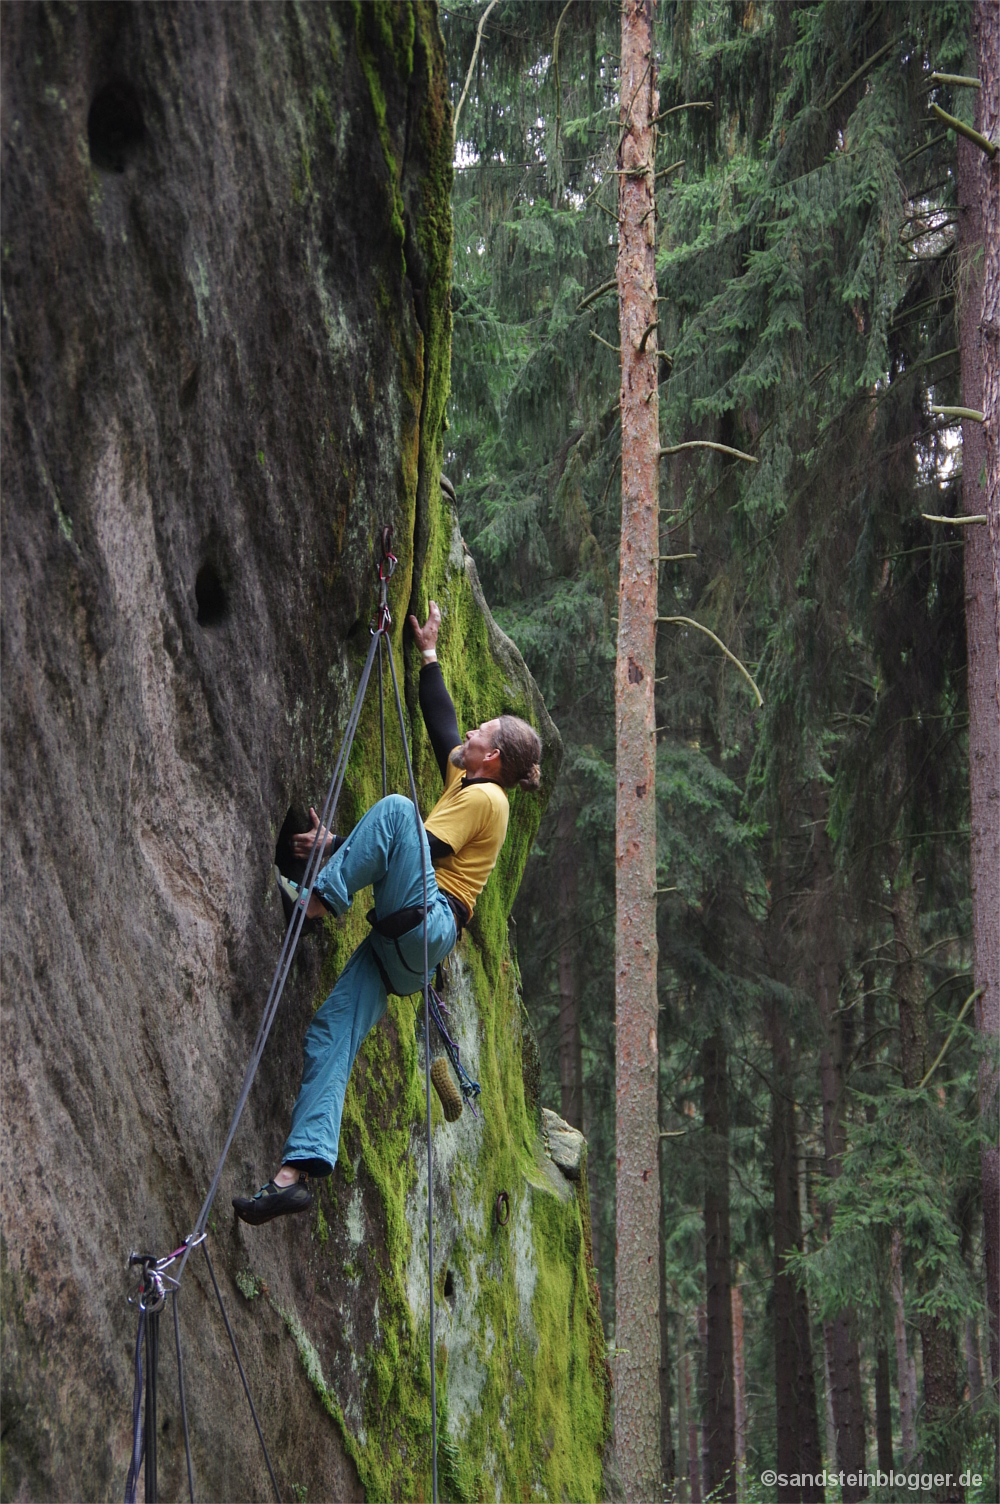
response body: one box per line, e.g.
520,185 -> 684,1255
442,0 -> 994,1487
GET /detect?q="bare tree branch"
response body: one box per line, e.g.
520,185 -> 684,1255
453,0 -> 499,146
659,441 -> 758,464
657,617 -> 764,707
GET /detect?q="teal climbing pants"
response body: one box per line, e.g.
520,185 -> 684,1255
282,794 -> 457,1177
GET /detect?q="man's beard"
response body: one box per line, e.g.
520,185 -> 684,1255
450,744 -> 467,769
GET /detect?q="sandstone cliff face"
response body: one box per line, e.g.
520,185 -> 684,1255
1,6 -> 607,1501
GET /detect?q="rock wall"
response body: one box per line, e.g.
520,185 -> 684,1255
1,4 -> 608,1500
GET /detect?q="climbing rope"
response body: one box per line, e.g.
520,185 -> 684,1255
125,1241 -> 201,1504
424,983 -> 482,1116
123,1304 -> 145,1504
123,528 -> 451,1504
381,612 -> 439,1504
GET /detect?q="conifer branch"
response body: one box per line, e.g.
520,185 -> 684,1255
922,513 -> 987,525
577,277 -> 618,313
599,454 -> 621,512
659,441 -> 758,464
899,133 -> 949,166
891,294 -> 951,326
651,102 -> 713,125
638,321 -> 658,354
453,0 -> 499,145
907,345 -> 960,372
899,219 -> 958,248
918,987 -> 983,1089
822,38 -> 895,114
655,159 -> 685,183
928,72 -> 981,89
929,104 -> 998,160
657,617 -> 764,706
659,553 -> 696,561
930,404 -> 985,422
590,330 -> 621,354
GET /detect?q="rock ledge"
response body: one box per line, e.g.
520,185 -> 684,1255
541,1107 -> 587,1181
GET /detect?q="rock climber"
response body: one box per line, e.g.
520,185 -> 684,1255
233,602 -> 542,1225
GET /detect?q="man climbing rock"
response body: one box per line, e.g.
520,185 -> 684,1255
233,602 -> 542,1225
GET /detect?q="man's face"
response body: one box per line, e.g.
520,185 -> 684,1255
450,717 -> 502,778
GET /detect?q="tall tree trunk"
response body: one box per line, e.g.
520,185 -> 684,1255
731,1279 -> 746,1485
874,1342 -> 893,1475
658,1250 -> 674,1490
659,1001 -> 675,1492
679,1323 -> 700,1497
791,1276 -> 823,1489
588,1148 -> 603,1313
978,0 -> 1000,698
702,1030 -> 735,1503
822,1337 -> 838,1472
696,1302 -> 709,1502
614,1 -> 660,1495
812,798 -> 867,1497
770,1001 -> 824,1502
965,1318 -> 984,1412
892,865 -> 965,1501
890,1229 -> 917,1465
959,31 -> 1000,1420
556,799 -> 584,1128
677,1313 -> 690,1504
960,1207 -> 985,1415
862,965 -> 894,1476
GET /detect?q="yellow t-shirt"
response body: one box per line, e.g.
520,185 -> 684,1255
424,754 -> 509,916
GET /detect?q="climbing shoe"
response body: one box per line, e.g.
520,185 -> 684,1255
274,867 -> 325,935
274,866 -> 299,926
233,1175 -> 313,1226
431,1056 -> 463,1123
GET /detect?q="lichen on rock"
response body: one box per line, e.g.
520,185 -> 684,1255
1,3 -> 608,1500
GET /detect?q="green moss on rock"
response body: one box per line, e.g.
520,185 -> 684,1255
269,7 -> 608,1497
285,519 -> 608,1500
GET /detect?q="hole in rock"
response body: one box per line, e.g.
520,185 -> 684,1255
180,363 -> 200,410
443,1269 -> 455,1300
195,562 -> 228,627
275,805 -> 309,888
87,78 -> 145,172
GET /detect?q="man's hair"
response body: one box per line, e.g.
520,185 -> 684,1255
493,716 -> 542,792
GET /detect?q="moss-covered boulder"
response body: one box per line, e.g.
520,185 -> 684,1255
1,4 -> 607,1500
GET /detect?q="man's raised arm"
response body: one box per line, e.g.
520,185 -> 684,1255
409,601 -> 460,780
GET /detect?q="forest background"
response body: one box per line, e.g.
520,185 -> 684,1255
437,2 -> 997,1500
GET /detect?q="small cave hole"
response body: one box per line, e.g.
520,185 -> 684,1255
274,805 -> 308,887
195,562 -> 228,628
87,78 -> 145,173
180,363 -> 200,410
443,1269 -> 455,1300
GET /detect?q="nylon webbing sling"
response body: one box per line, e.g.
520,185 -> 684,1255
123,529 -> 443,1504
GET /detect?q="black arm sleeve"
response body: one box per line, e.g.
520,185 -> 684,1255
419,661 -> 461,779
427,832 -> 454,863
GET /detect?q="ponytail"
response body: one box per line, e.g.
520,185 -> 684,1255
494,716 -> 542,792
